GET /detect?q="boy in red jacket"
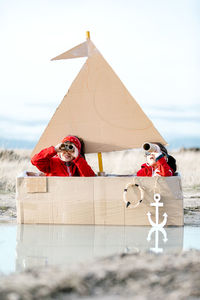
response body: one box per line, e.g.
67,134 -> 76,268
137,142 -> 176,177
31,136 -> 95,177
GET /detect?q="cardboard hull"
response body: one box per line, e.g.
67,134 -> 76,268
16,176 -> 183,226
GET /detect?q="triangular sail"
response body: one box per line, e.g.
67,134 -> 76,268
51,41 -> 88,60
32,37 -> 166,156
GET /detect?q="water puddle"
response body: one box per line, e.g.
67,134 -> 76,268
0,224 -> 200,275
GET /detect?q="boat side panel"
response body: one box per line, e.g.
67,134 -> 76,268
94,177 -> 126,225
16,176 -> 183,226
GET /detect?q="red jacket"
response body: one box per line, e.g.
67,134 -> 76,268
137,155 -> 174,177
31,146 -> 95,177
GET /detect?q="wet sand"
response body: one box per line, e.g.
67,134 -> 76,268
0,249 -> 200,299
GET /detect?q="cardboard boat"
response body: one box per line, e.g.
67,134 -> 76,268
16,32 -> 183,226
16,176 -> 183,225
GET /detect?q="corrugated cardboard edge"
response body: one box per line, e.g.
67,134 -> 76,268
16,177 -> 24,224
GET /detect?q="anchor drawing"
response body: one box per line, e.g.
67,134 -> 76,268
146,193 -> 168,253
147,193 -> 168,228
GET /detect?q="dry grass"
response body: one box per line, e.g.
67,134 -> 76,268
0,149 -> 36,192
0,148 -> 199,192
88,149 -> 200,188
175,151 -> 200,188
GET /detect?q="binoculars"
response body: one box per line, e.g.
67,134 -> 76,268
60,142 -> 75,152
142,142 -> 160,153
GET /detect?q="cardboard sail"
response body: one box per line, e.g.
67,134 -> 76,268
51,41 -> 88,60
32,36 -> 167,156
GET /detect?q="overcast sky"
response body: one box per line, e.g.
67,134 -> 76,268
0,0 -> 199,147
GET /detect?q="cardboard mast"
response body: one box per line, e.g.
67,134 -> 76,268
32,32 -> 167,162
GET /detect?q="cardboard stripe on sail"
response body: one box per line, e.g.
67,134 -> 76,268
32,38 -> 166,156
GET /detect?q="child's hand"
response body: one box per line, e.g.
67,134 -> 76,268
71,145 -> 79,159
152,152 -> 162,159
153,144 -> 161,153
55,143 -> 65,152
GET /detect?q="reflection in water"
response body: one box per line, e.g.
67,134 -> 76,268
147,227 -> 168,253
16,225 -> 183,272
